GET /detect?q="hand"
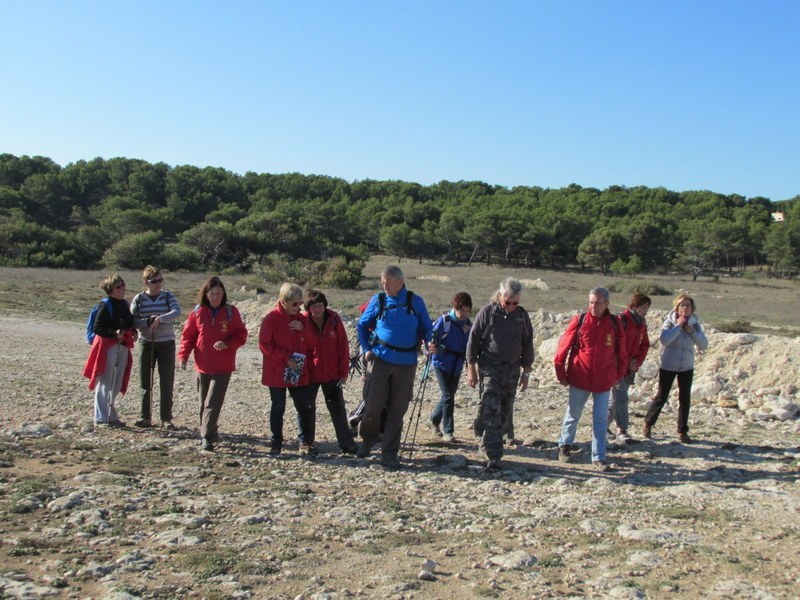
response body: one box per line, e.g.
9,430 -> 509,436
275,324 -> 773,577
466,364 -> 477,388
288,320 -> 303,331
682,323 -> 695,334
427,343 -> 438,355
558,377 -> 568,386
180,361 -> 187,371
148,316 -> 160,333
519,372 -> 531,391
213,341 -> 228,351
364,351 -> 374,363
629,359 -> 639,372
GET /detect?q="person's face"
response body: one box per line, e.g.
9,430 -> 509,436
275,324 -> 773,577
110,281 -> 126,300
500,294 -> 521,314
455,304 -> 472,320
676,299 -> 693,317
381,275 -> 404,296
634,303 -> 650,318
588,293 -> 609,318
307,301 -> 325,318
282,297 -> 303,316
144,274 -> 163,294
206,286 -> 224,309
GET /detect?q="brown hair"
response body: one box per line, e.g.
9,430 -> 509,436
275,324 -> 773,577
629,293 -> 652,309
198,276 -> 227,308
452,292 -> 473,310
303,289 -> 328,311
100,273 -> 125,295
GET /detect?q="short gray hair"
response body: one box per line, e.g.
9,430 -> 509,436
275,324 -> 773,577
382,265 -> 404,281
496,277 -> 523,300
589,287 -> 610,302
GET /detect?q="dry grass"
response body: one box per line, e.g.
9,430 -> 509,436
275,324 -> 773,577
1,258 -> 796,336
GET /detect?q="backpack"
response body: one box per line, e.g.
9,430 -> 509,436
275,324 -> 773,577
86,297 -> 112,345
194,303 -> 233,321
571,311 -> 621,353
480,302 -> 530,350
376,290 -> 416,321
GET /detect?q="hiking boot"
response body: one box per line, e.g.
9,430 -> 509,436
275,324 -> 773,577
356,443 -> 371,459
679,432 -> 692,444
109,420 -> 126,428
558,446 -> 571,463
642,423 -> 652,439
201,438 -> 214,452
442,433 -> 455,443
381,454 -> 401,470
95,422 -> 110,428
163,420 -> 176,431
269,445 -> 282,456
134,418 -> 153,428
300,444 -> 319,457
593,461 -> 610,472
341,446 -> 358,455
506,437 -> 522,447
485,459 -> 501,471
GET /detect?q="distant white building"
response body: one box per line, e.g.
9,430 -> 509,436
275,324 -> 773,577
771,212 -> 785,222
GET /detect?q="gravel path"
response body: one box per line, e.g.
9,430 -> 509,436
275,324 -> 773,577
0,312 -> 798,599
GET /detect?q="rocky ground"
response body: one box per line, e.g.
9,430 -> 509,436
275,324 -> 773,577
0,304 -> 798,599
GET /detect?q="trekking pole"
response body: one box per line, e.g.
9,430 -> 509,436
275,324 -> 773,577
402,352 -> 432,459
108,339 -> 124,418
148,337 -> 156,421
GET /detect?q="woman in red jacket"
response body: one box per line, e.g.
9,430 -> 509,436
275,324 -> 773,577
179,276 -> 248,452
259,283 -> 316,456
609,294 -> 651,441
303,290 -> 358,454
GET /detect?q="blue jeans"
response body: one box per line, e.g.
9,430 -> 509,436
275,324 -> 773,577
558,386 -> 610,462
609,374 -> 633,433
269,386 -> 315,448
430,366 -> 461,435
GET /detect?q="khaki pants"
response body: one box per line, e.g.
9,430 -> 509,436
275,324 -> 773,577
360,357 -> 417,457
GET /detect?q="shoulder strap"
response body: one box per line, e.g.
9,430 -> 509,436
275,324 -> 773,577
377,292 -> 387,320
194,303 -> 234,320
481,303 -> 499,347
405,290 -> 415,314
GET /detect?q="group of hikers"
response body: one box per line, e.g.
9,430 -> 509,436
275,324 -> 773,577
83,264 -> 709,471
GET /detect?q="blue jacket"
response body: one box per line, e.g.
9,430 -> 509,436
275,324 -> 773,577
659,311 -> 709,372
358,287 -> 433,366
431,310 -> 472,376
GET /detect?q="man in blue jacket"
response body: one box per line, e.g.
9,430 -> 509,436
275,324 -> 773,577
357,265 -> 433,469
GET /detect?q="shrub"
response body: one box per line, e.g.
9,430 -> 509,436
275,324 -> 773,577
161,243 -> 203,271
608,280 -> 671,296
103,231 -> 164,269
714,319 -> 754,333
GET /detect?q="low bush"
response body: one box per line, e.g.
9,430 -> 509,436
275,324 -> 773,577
608,280 -> 671,296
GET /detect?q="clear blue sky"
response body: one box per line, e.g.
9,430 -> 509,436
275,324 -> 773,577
2,1 -> 798,201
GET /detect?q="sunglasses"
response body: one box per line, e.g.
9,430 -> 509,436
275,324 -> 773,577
147,278 -> 163,284
505,300 -> 520,306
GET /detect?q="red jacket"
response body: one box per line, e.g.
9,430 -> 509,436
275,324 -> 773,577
554,310 -> 628,392
259,303 -> 313,387
304,308 -> 350,384
619,308 -> 650,375
83,332 -> 136,393
178,304 -> 248,375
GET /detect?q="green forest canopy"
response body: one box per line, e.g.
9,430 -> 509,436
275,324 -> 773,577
1,153 -> 798,286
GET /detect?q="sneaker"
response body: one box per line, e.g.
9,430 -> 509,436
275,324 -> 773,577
134,419 -> 153,428
558,446 -> 571,463
442,433 -> 455,443
356,443 -> 371,459
428,419 -> 442,437
485,459 -> 501,471
679,432 -> 692,444
109,420 -> 126,428
300,444 -> 319,457
642,423 -> 652,439
163,421 -> 177,431
593,461 -> 610,472
95,422 -> 110,428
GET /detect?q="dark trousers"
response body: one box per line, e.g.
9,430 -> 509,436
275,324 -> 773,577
430,366 -> 461,435
309,380 -> 357,451
140,340 -> 176,422
645,368 -> 694,434
197,372 -> 231,442
269,385 -> 315,449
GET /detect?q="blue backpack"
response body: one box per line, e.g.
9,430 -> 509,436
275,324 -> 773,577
86,298 -> 112,345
